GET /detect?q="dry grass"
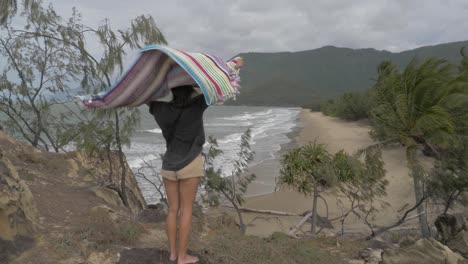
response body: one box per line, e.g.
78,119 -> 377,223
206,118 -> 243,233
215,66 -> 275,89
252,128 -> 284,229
50,233 -> 78,258
201,230 -> 347,264
74,209 -> 144,248
18,151 -> 41,164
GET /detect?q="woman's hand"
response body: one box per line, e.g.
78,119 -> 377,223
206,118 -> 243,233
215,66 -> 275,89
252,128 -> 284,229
234,57 -> 244,69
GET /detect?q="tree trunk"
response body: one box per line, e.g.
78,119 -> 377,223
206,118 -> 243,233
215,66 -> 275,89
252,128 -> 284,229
42,127 -> 59,152
106,146 -> 114,183
310,184 -> 319,233
413,175 -> 430,237
32,127 -> 40,147
114,110 -> 129,207
232,201 -> 246,234
407,148 -> 431,238
32,103 -> 42,148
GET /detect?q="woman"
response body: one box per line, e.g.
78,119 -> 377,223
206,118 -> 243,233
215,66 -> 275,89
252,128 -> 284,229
149,57 -> 244,264
149,85 -> 207,264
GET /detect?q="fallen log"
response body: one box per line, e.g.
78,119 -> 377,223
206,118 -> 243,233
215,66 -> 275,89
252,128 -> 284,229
221,205 -> 301,216
288,211 -> 313,236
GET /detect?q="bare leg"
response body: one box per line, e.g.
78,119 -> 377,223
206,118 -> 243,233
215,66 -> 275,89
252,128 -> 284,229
163,178 -> 179,261
178,177 -> 200,264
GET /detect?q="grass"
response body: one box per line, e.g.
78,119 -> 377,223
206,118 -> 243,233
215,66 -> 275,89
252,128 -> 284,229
75,209 -> 144,248
21,169 -> 35,181
18,151 -> 41,164
50,233 -> 78,258
118,221 -> 144,244
201,230 -> 347,264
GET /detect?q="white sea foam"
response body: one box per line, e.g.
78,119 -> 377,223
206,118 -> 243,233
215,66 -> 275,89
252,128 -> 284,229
127,153 -> 160,169
205,121 -> 253,127
220,109 -> 274,121
125,106 -> 301,204
218,132 -> 243,144
212,107 -> 300,175
144,128 -> 162,134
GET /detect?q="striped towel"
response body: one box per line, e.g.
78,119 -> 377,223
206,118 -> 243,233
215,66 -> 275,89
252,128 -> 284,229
76,45 -> 241,108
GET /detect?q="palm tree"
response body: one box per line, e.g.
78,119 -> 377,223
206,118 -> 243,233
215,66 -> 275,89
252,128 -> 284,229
428,48 -> 468,215
370,58 -> 468,237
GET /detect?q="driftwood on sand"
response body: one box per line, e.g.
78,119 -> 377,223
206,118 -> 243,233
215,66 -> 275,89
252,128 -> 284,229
221,205 -> 301,216
288,211 -> 314,236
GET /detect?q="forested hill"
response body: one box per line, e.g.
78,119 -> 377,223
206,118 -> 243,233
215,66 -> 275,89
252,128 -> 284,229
228,40 -> 468,107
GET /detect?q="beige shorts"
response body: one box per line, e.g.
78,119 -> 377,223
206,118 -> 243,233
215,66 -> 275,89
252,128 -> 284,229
160,154 -> 205,181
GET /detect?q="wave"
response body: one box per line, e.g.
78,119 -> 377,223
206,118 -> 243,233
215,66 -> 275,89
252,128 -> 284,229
205,121 -> 253,127
220,109 -> 274,121
218,132 -> 243,144
127,153 -> 161,169
144,128 -> 162,134
126,107 -> 301,203
217,108 -> 299,148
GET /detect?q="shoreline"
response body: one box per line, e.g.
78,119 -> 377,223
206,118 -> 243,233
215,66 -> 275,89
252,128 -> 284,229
222,110 -> 437,237
242,109 -> 303,197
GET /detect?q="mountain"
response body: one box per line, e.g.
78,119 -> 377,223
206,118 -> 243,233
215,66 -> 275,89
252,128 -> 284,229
229,40 -> 468,107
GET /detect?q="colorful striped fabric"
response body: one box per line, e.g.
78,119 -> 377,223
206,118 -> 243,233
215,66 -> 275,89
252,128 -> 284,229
76,45 -> 241,108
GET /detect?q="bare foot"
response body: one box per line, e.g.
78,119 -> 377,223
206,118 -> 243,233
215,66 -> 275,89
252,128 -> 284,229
169,254 -> 177,262
177,254 -> 199,264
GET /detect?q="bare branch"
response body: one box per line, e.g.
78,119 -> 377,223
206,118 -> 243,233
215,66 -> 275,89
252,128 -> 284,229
288,211 -> 313,236
366,194 -> 428,240
220,205 -> 300,216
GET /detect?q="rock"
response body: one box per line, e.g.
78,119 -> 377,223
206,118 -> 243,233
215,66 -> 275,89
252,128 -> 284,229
398,235 -> 418,248
117,248 -> 209,264
435,213 -> 466,243
347,260 -> 365,264
138,204 -> 166,223
382,238 -> 466,264
0,236 -> 35,263
60,256 -> 86,264
360,248 -> 382,264
0,158 -> 39,240
446,231 -> 468,259
0,129 -> 147,219
147,203 -> 165,210
321,229 -> 337,238
79,239 -> 98,257
369,236 -> 398,250
435,213 -> 468,259
87,250 -> 120,264
90,205 -> 120,222
91,186 -> 124,208
75,151 -> 146,214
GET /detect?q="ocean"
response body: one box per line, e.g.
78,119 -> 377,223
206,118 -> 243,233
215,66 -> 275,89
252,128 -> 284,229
124,105 -> 301,204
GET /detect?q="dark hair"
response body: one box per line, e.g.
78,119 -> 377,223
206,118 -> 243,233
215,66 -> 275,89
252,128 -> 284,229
171,85 -> 194,108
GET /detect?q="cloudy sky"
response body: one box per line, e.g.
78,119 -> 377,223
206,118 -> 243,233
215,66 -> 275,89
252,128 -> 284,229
44,0 -> 468,60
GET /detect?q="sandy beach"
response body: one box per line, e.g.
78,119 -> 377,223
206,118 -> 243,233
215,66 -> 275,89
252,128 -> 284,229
227,110 -> 436,237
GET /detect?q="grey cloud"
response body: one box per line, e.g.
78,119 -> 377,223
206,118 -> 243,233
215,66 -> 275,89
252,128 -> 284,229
45,0 -> 468,59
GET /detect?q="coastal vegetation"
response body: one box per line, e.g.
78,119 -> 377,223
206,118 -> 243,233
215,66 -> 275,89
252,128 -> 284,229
2,0 -> 468,263
0,0 -> 166,208
203,129 -> 256,234
318,51 -> 468,238
277,141 -> 387,236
